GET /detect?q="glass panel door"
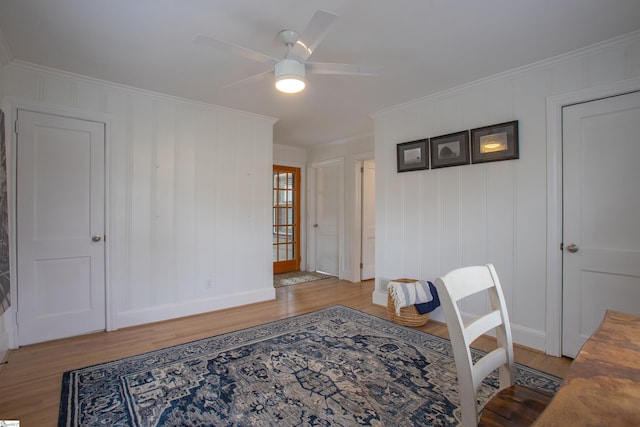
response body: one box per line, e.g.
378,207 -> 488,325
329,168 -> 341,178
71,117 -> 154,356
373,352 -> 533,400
273,165 -> 301,274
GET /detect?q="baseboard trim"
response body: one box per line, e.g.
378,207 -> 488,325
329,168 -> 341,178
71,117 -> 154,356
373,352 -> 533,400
374,289 -> 542,351
372,289 -> 387,306
115,288 -> 276,329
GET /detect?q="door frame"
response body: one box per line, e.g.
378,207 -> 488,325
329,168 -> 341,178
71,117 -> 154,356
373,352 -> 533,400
353,153 -> 374,282
545,76 -> 640,356
272,165 -> 302,274
273,160 -> 307,271
5,98 -> 115,349
308,157 -> 344,277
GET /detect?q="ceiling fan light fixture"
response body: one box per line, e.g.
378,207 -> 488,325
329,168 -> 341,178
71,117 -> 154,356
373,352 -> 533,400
275,59 -> 306,93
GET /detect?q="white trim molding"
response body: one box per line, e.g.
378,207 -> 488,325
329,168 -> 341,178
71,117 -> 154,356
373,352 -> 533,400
352,152 -> 374,283
307,158 -> 345,278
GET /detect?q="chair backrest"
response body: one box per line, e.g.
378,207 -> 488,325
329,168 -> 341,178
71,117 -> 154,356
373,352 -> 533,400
434,264 -> 515,427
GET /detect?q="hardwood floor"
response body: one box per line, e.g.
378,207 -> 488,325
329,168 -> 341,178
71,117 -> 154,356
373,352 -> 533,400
0,278 -> 571,426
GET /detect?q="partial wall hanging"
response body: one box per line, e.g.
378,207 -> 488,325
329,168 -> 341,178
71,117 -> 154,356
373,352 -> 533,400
470,120 -> 519,163
430,130 -> 470,169
397,139 -> 429,172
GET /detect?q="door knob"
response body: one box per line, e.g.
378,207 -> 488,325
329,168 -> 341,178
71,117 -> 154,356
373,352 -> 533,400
92,235 -> 102,242
567,243 -> 579,253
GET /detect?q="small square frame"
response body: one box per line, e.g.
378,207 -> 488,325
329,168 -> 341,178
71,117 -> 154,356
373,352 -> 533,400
397,139 -> 429,172
471,120 -> 519,164
430,130 -> 470,169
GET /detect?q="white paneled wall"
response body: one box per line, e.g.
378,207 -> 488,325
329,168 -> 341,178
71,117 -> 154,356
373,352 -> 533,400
273,143 -> 307,165
372,32 -> 640,352
4,62 -> 276,333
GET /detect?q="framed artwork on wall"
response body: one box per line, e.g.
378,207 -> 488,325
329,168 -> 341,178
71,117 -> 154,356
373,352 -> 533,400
429,130 -> 470,168
471,120 -> 519,163
397,139 -> 429,172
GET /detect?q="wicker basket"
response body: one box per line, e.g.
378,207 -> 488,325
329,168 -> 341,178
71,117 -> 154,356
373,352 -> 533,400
386,278 -> 430,327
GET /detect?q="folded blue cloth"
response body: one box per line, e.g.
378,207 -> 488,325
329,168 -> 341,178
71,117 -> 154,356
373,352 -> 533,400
415,281 -> 440,314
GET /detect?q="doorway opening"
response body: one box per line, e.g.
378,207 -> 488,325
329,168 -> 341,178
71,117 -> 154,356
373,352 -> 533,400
545,78 -> 640,356
359,159 -> 375,281
15,109 -> 107,345
272,165 -> 301,274
560,90 -> 640,357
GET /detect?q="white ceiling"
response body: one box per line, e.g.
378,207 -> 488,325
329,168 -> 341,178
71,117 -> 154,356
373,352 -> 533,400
1,0 -> 640,148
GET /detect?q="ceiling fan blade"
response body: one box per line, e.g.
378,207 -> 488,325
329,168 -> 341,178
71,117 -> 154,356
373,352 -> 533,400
287,10 -> 337,62
220,69 -> 273,89
306,62 -> 381,76
193,33 -> 278,66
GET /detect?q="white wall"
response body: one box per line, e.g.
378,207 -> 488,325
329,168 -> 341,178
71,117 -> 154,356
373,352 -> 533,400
3,62 -> 276,338
273,143 -> 307,166
372,31 -> 640,352
307,134 -> 374,282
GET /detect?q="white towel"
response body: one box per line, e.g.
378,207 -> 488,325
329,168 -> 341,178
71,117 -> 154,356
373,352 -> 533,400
387,280 -> 434,316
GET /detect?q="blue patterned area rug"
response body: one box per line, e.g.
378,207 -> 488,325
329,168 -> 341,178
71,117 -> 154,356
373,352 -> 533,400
58,305 -> 561,426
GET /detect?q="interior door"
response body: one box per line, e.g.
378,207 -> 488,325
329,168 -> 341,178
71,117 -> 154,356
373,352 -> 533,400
273,166 -> 301,274
16,110 -> 106,346
562,91 -> 640,357
361,159 -> 375,280
313,161 -> 340,276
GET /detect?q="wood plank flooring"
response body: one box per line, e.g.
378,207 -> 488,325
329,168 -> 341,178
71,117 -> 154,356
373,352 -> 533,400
0,278 -> 571,426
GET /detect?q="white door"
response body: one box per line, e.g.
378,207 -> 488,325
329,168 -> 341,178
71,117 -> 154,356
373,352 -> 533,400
361,159 -> 375,280
313,161 -> 341,276
17,110 -> 106,346
562,91 -> 640,357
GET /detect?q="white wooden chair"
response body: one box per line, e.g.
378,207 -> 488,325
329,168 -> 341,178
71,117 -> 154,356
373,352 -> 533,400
434,264 -> 552,427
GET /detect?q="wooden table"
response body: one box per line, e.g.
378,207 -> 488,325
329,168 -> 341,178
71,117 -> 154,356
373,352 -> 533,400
533,310 -> 640,426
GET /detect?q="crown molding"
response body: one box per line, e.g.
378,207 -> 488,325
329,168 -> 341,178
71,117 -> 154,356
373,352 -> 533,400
371,29 -> 640,119
7,60 -> 279,124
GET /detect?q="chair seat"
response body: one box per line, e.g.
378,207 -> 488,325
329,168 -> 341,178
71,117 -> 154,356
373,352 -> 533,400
479,384 -> 553,427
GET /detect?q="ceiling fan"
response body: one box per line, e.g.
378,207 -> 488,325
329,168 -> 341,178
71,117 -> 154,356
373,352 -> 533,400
193,10 -> 380,94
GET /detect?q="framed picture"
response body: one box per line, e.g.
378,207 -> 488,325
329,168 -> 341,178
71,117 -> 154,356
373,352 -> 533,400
397,139 -> 429,172
471,120 -> 519,163
429,130 -> 470,168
